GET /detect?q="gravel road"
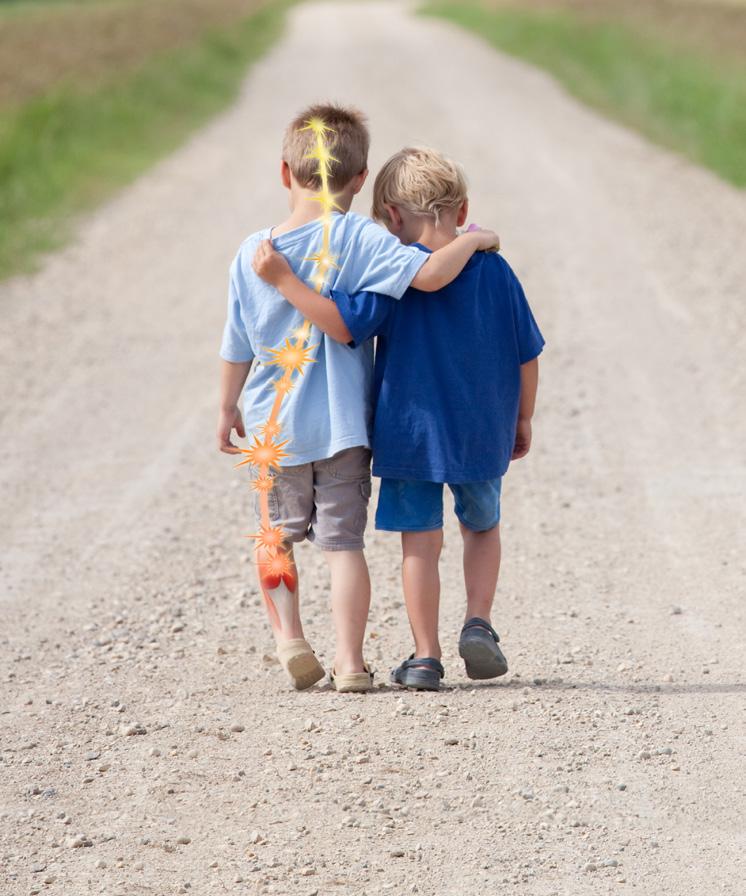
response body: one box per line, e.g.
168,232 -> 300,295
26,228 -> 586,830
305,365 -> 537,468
1,2 -> 745,894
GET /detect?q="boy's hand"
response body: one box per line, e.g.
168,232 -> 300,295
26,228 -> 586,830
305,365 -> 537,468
511,418 -> 532,460
467,224 -> 500,252
217,405 -> 246,455
252,239 -> 293,287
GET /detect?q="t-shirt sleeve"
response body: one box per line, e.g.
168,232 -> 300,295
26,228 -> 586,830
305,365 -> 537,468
505,264 -> 545,364
350,220 -> 428,299
330,289 -> 394,348
219,258 -> 255,363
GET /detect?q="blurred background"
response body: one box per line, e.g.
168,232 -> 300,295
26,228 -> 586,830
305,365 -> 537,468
0,0 -> 743,282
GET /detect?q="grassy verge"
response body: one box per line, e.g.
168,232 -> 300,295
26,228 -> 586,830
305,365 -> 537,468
421,1 -> 746,188
0,0 -> 293,280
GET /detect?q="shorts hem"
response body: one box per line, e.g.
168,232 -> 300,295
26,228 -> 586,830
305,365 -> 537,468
310,538 -> 366,551
454,512 -> 501,533
375,521 -> 444,533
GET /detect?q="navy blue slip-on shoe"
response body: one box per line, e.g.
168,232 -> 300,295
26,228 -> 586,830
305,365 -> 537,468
458,617 -> 508,679
390,655 -> 445,691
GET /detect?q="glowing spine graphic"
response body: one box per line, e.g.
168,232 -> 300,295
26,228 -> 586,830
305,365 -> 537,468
235,117 -> 339,602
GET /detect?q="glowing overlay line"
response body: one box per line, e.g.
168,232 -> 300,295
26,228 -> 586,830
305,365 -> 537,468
235,117 -> 339,592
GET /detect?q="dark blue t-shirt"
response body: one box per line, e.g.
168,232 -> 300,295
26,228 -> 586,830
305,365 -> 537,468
331,246 -> 545,483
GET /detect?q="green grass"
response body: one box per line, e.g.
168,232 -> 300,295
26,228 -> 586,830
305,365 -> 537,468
0,0 -> 292,279
421,2 -> 746,188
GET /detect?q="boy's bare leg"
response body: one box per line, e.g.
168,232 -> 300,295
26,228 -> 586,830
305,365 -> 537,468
255,543 -> 305,642
324,549 -> 370,674
401,530 -> 443,660
460,523 -> 501,623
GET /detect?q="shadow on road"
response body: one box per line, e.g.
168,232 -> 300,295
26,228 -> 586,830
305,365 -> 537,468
443,678 -> 746,696
307,679 -> 746,697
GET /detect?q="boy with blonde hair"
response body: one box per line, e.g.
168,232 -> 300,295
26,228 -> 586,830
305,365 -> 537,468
218,108 -> 498,692
253,146 -> 544,691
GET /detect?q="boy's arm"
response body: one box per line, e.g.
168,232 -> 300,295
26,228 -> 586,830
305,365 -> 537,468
217,359 -> 251,454
410,229 -> 500,292
252,240 -> 353,343
512,358 -> 539,460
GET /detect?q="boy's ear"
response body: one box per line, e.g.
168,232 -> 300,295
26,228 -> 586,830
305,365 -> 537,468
350,168 -> 368,196
384,204 -> 404,233
280,160 -> 292,189
456,198 -> 469,228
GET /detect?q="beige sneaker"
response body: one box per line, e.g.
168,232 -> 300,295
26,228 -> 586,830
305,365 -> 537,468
276,638 -> 325,690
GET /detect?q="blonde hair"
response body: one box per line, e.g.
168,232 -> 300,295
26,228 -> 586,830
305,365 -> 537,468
282,102 -> 369,193
372,146 -> 468,225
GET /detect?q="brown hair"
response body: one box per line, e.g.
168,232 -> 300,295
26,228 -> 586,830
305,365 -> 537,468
282,103 -> 369,193
372,146 -> 468,225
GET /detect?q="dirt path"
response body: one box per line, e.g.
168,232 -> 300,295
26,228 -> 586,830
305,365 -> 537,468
1,2 -> 745,894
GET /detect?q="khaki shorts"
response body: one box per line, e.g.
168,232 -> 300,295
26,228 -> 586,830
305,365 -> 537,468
253,446 -> 372,551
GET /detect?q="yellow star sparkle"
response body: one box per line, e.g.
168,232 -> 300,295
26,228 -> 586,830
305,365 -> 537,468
250,474 -> 276,494
304,250 -> 340,274
300,117 -> 335,137
305,144 -> 339,168
234,434 -> 290,472
264,338 -> 317,377
310,191 -> 343,213
246,525 -> 287,555
291,323 -> 312,342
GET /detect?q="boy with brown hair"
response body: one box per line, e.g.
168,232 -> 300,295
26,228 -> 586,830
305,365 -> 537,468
252,146 -> 544,691
217,106 -> 498,692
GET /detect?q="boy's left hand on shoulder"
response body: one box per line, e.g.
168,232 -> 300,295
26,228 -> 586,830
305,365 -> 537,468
511,418 -> 532,460
252,239 -> 293,287
466,223 -> 500,252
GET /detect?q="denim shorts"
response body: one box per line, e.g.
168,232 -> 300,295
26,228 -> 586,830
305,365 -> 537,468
375,477 -> 502,533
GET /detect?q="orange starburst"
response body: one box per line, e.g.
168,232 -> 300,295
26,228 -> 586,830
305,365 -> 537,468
273,375 -> 295,396
247,524 -> 287,555
264,339 -> 317,377
234,433 -> 290,472
258,549 -> 296,591
250,474 -> 276,494
259,419 -> 283,439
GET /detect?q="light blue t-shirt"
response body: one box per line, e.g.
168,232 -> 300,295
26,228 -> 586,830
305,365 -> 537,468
219,211 -> 428,465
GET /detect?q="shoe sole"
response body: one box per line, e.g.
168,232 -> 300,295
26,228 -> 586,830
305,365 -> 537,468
332,672 -> 374,693
459,636 -> 508,680
390,669 -> 441,691
286,652 -> 325,690
334,681 -> 373,693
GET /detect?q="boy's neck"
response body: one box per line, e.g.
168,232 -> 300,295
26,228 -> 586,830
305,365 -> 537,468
409,218 -> 458,252
274,188 -> 355,237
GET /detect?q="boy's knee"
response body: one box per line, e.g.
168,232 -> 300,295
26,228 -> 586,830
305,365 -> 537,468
401,528 -> 444,557
451,478 -> 501,533
460,520 -> 500,537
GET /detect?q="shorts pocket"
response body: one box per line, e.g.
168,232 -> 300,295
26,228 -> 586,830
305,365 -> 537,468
327,447 -> 372,482
355,476 -> 372,533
